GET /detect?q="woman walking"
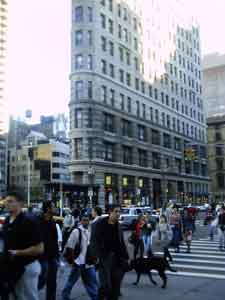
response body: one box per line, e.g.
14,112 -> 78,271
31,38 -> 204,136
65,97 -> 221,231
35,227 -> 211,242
132,214 -> 145,259
156,215 -> 173,261
182,209 -> 195,253
170,207 -> 183,253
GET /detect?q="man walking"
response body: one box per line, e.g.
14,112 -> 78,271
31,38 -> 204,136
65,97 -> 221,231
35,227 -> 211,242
3,190 -> 44,299
95,204 -> 129,300
62,214 -> 98,300
38,201 -> 59,300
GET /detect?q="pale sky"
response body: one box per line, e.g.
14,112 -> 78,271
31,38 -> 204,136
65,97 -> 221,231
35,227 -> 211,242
5,0 -> 225,123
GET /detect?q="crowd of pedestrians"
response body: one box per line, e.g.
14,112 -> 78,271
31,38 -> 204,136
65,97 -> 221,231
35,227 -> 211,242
1,190 -> 224,300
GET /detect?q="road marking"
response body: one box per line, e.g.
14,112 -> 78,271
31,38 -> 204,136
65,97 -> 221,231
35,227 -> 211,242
173,258 -> 225,265
173,264 -> 225,271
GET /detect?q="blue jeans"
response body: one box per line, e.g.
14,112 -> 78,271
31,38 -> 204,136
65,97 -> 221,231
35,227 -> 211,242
142,235 -> 152,257
62,264 -> 98,300
38,258 -> 58,300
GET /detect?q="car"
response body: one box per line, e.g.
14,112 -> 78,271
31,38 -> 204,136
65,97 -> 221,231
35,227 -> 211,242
119,214 -> 138,230
121,207 -> 144,216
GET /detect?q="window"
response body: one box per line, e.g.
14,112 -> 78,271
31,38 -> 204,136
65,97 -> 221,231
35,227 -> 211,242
119,69 -> 124,83
87,7 -> 93,22
134,57 -> 139,70
149,107 -> 153,121
136,101 -> 140,117
126,73 -> 131,86
217,173 -> 225,188
138,125 -> 146,141
103,113 -> 114,132
74,6 -> 83,22
88,81 -> 92,98
101,59 -> 107,74
162,112 -> 165,126
87,55 -> 93,70
166,114 -> 170,129
109,19 -> 113,34
118,24 -> 122,38
101,36 -> 107,51
142,103 -> 146,119
109,64 -> 114,78
52,173 -> 60,180
216,158 -> 224,170
161,92 -> 164,104
163,133 -> 171,148
122,119 -> 132,137
87,31 -> 92,45
127,97 -> 131,113
104,141 -> 114,161
152,152 -> 161,169
174,137 -> 181,151
75,81 -> 84,99
75,54 -> 83,69
74,138 -> 83,160
216,146 -> 223,156
100,0 -> 105,6
101,85 -> 107,103
134,38 -> 138,50
109,41 -> 114,56
123,28 -> 128,42
120,93 -> 125,110
175,158 -> 182,173
152,129 -> 160,145
119,47 -> 124,61
109,89 -> 115,106
215,131 -> 222,141
118,3 -> 121,17
75,109 -> 83,128
100,14 -> 106,28
126,52 -> 131,65
154,88 -> 158,100
109,0 -> 113,11
123,146 -> 132,165
75,30 -> 83,45
155,109 -> 159,123
149,85 -> 152,97
166,95 -> 169,106
135,78 -> 139,90
138,149 -> 147,167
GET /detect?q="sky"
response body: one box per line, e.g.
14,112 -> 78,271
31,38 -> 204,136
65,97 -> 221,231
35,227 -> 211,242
5,0 -> 225,123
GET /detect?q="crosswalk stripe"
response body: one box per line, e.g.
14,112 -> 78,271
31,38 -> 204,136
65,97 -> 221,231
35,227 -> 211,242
173,258 -> 225,265
155,237 -> 225,279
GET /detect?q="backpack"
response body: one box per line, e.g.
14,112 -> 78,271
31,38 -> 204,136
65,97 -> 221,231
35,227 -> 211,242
63,228 -> 82,264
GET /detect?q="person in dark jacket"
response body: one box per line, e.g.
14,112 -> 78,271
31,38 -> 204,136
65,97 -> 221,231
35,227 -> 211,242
94,204 -> 129,300
38,201 -> 59,300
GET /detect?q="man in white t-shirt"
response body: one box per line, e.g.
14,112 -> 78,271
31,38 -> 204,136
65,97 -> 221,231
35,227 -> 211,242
61,214 -> 98,300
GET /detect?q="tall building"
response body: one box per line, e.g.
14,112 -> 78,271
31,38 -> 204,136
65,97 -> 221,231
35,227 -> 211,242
207,115 -> 225,203
0,0 -> 7,196
69,0 -> 209,208
203,53 -> 225,118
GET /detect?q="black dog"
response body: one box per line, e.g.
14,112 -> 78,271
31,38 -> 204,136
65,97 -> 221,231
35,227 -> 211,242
130,256 -> 177,289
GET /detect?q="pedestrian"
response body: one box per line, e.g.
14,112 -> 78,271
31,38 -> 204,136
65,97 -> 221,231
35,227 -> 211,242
38,201 -> 59,300
3,190 -> 44,300
91,206 -> 102,224
155,215 -> 173,261
132,214 -> 145,259
61,214 -> 98,300
170,206 -> 183,253
218,206 -> 225,251
182,209 -> 194,253
62,209 -> 76,250
141,215 -> 153,258
94,204 -> 129,300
